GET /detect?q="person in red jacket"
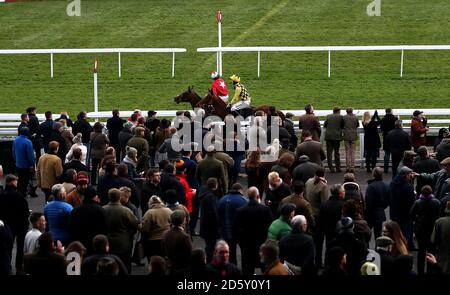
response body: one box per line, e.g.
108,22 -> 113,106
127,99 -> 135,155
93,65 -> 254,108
210,71 -> 229,103
175,160 -> 195,214
411,110 -> 429,151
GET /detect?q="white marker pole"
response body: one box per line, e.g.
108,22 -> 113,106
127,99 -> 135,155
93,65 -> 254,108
93,59 -> 99,113
216,10 -> 223,76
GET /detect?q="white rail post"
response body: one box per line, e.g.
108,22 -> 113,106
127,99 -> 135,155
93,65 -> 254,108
216,10 -> 223,76
328,50 -> 331,78
50,53 -> 54,78
93,59 -> 99,113
400,50 -> 404,77
172,52 -> 175,78
118,52 -> 121,78
257,50 -> 261,78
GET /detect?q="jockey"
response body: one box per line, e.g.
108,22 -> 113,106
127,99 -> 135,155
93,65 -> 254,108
210,71 -> 229,103
228,74 -> 251,112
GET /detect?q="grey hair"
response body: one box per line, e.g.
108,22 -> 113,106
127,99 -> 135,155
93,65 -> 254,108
51,183 -> 65,200
215,239 -> 229,250
247,186 -> 260,200
291,215 -> 307,229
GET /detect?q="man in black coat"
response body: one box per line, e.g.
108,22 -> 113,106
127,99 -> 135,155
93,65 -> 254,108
26,106 -> 42,159
140,168 -> 162,215
118,122 -> 133,160
49,122 -> 68,163
279,214 -> 316,275
319,184 -> 345,246
389,166 -> 416,249
265,171 -> 292,218
385,120 -> 411,177
413,146 -> 441,193
292,155 -> 320,185
365,167 -> 390,239
233,186 -> 273,275
23,232 -> 67,276
0,174 -> 30,273
40,111 -> 54,152
69,187 -> 107,255
380,108 -> 398,173
72,111 -> 93,166
199,178 -> 221,263
106,109 -> 124,163
160,164 -> 186,206
327,217 -> 368,276
0,220 -> 13,275
284,112 -> 298,151
63,147 -> 87,174
81,234 -> 128,275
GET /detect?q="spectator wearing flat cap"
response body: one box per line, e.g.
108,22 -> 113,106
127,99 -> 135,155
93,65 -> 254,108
389,166 -> 416,249
432,201 -> 450,274
375,236 -> 395,275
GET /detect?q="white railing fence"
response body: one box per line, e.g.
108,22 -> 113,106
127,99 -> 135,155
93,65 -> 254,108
197,45 -> 450,78
0,48 -> 187,78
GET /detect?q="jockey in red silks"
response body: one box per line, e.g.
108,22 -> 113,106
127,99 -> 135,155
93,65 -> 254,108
210,71 -> 229,103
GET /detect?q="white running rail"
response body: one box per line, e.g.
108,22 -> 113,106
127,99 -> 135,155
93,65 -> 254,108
0,48 -> 187,78
197,45 -> 450,78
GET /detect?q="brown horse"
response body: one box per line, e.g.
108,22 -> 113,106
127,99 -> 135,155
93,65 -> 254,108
196,89 -> 286,120
195,89 -> 229,119
173,86 -> 202,110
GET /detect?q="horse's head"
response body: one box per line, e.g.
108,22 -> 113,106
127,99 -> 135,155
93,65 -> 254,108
174,86 -> 194,104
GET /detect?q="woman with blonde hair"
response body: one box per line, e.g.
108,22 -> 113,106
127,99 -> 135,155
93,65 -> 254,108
362,110 -> 381,173
382,220 -> 408,256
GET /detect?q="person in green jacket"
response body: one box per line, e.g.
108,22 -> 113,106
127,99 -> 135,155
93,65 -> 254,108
267,203 -> 296,241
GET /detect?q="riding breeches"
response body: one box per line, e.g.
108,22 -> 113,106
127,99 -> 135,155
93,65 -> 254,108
219,95 -> 229,104
231,100 -> 250,111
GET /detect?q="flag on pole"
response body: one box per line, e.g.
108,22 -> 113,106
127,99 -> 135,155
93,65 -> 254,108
216,10 -> 222,23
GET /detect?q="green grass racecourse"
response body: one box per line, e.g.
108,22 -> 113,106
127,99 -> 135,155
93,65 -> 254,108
1,0 -> 450,114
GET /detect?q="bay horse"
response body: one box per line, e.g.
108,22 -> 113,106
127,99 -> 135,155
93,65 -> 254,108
196,89 -> 286,120
195,89 -> 229,119
173,86 -> 202,110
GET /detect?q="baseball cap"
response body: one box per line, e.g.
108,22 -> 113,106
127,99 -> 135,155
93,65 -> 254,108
413,110 -> 423,117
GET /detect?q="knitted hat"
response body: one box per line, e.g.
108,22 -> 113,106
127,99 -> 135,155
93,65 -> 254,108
175,159 -> 185,173
76,172 -> 89,185
337,217 -> 354,233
